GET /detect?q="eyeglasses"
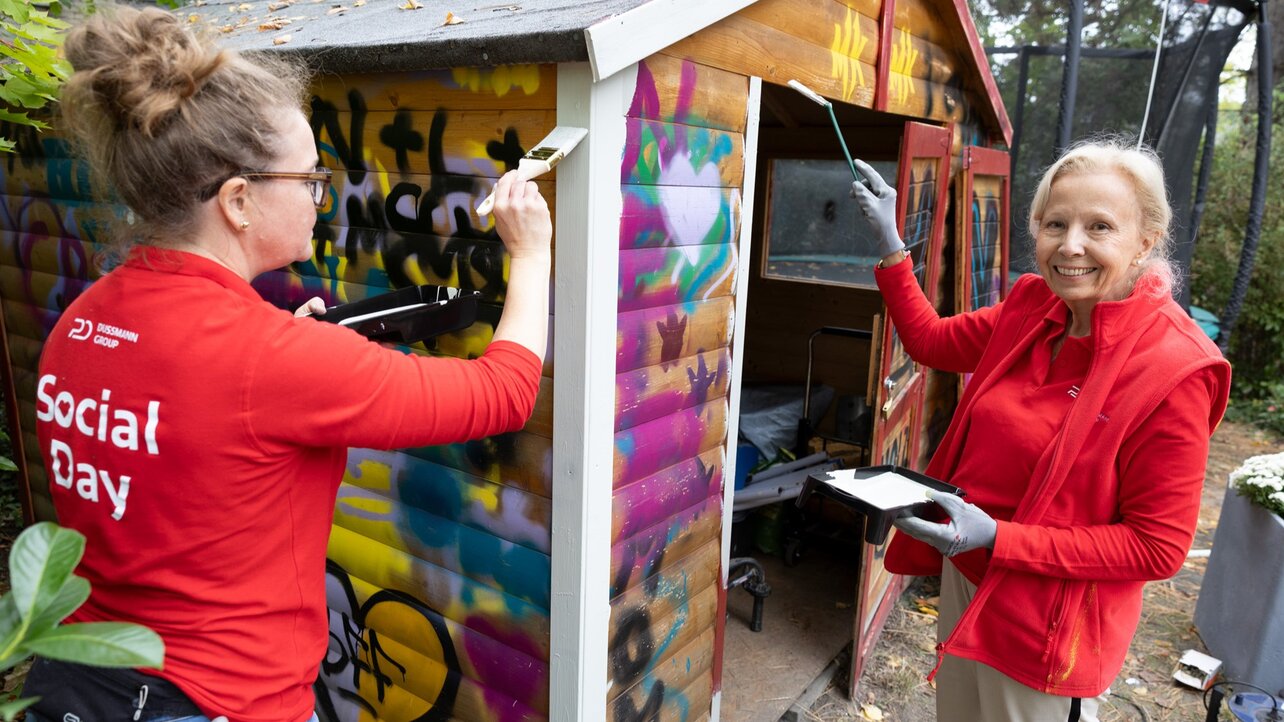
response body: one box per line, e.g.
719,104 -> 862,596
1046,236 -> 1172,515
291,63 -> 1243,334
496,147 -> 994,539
240,166 -> 333,208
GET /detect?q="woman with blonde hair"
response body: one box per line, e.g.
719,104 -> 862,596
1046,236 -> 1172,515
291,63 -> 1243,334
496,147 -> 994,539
25,6 -> 551,720
850,138 -> 1231,721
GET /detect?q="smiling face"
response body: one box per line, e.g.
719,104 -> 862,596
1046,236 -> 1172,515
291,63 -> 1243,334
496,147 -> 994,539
1034,170 -> 1156,333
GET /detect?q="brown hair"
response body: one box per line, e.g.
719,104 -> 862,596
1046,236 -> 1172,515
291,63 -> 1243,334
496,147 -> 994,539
60,5 -> 309,245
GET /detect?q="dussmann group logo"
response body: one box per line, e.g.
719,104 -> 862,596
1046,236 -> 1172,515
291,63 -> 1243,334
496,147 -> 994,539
68,317 -> 140,349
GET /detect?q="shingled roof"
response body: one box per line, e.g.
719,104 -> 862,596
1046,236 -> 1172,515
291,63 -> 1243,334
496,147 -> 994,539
184,0 -> 680,75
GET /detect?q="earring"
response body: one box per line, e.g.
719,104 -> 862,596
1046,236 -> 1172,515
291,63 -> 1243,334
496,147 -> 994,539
239,220 -> 250,231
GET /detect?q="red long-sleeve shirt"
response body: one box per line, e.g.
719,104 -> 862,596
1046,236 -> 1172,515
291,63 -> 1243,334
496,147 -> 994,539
36,246 -> 541,721
875,258 -> 1229,696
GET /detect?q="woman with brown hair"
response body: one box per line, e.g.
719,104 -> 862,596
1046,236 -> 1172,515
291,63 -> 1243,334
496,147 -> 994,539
24,6 -> 552,720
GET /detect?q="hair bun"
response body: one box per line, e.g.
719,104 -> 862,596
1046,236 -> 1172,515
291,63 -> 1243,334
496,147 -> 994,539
65,6 -> 226,137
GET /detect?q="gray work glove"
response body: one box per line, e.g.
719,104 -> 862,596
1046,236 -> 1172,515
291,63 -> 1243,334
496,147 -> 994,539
893,491 -> 997,557
850,159 -> 905,258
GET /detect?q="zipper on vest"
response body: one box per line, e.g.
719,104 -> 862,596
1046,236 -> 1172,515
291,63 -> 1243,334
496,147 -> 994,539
927,642 -> 946,682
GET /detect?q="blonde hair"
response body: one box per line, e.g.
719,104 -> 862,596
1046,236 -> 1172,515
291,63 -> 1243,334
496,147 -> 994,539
1028,137 -> 1178,295
60,5 -> 309,246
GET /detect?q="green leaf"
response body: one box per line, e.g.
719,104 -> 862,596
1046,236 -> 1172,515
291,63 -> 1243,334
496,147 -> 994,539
0,0 -> 31,24
0,138 -> 15,154
25,622 -> 163,669
8,523 -> 85,625
27,13 -> 69,30
28,575 -> 88,635
0,456 -> 15,472
12,20 -> 65,46
0,697 -> 37,722
0,595 -> 21,659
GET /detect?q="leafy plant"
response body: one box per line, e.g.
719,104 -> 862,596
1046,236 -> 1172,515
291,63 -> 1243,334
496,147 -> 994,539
1229,452 -> 1284,519
1190,88 -> 1284,410
1224,382 -> 1284,438
0,522 -> 164,720
0,0 -> 72,153
0,426 -> 14,474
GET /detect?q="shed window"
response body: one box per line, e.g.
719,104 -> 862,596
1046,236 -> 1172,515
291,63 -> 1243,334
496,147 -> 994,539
763,158 -> 899,289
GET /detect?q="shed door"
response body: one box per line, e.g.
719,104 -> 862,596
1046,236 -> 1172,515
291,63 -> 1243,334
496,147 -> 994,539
852,120 -> 951,690
955,145 -> 1010,392
956,145 -> 1011,313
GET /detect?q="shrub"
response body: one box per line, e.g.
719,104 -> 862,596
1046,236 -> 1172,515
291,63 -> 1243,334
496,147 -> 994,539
1189,90 -> 1284,410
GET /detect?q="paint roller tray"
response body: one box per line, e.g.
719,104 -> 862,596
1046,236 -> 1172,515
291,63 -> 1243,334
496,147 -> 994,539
799,465 -> 964,545
319,285 -> 482,345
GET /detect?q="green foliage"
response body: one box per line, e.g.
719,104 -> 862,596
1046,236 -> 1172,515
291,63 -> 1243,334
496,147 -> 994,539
1189,88 -> 1284,407
0,0 -> 71,152
1224,389 -> 1284,438
0,425 -> 14,474
0,522 -> 164,720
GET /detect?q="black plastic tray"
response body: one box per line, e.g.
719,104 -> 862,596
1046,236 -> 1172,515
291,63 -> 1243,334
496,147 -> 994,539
319,285 -> 481,345
798,464 -> 964,545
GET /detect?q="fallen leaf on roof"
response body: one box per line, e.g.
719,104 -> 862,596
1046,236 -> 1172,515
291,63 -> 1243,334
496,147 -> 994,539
273,33 -> 292,44
219,24 -> 235,32
399,0 -> 423,8
259,17 -> 290,29
267,0 -> 291,9
442,11 -> 463,24
236,2 -> 253,10
326,5 -> 347,14
353,0 -> 366,5
188,13 -> 201,22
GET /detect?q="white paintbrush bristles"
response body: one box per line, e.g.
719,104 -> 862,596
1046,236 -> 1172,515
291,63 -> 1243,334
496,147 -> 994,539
476,126 -> 588,216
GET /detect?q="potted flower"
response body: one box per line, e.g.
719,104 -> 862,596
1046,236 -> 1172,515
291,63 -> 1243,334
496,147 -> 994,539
1195,452 -> 1284,693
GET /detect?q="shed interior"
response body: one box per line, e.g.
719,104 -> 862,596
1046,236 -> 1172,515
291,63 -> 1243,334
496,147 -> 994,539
721,80 -> 952,714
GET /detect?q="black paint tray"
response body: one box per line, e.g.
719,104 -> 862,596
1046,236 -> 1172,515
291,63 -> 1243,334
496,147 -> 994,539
799,464 -> 964,545
319,285 -> 481,345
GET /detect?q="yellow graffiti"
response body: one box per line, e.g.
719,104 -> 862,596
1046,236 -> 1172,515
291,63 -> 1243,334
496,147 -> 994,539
464,482 -> 500,513
889,29 -> 919,107
829,8 -> 869,102
450,65 -> 542,97
337,492 -> 394,518
346,457 -> 394,492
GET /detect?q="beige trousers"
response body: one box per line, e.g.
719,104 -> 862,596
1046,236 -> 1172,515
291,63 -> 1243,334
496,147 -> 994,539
934,562 -> 1107,722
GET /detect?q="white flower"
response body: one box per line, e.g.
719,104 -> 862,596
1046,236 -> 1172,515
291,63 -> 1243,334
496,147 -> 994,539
1232,451 -> 1284,518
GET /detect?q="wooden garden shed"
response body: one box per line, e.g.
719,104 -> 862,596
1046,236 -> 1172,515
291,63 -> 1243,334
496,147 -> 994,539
0,0 -> 1011,719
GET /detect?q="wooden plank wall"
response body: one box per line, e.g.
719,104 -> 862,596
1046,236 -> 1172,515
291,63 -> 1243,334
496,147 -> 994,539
0,129 -> 106,523
305,65 -> 559,722
886,0 -> 989,155
607,53 -> 748,722
668,0 -> 882,110
0,65 -> 562,722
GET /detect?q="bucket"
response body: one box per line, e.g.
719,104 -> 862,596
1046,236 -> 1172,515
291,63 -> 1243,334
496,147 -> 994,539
734,443 -> 759,491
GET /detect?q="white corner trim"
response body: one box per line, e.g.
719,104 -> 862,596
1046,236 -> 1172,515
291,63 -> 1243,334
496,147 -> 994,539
585,0 -> 761,82
715,75 -> 762,722
549,60 -> 636,721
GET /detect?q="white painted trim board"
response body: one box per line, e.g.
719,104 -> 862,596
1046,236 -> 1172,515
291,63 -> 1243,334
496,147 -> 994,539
584,0 -> 761,82
712,74 -> 763,722
549,60 -> 636,721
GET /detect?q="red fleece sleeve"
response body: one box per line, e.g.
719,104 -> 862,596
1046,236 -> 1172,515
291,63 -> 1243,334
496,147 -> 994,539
244,315 -> 543,452
874,258 -> 1003,373
990,368 -> 1219,581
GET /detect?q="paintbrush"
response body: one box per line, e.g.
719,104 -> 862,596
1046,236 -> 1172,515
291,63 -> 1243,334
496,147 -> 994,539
476,126 -> 589,216
786,79 -> 872,190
